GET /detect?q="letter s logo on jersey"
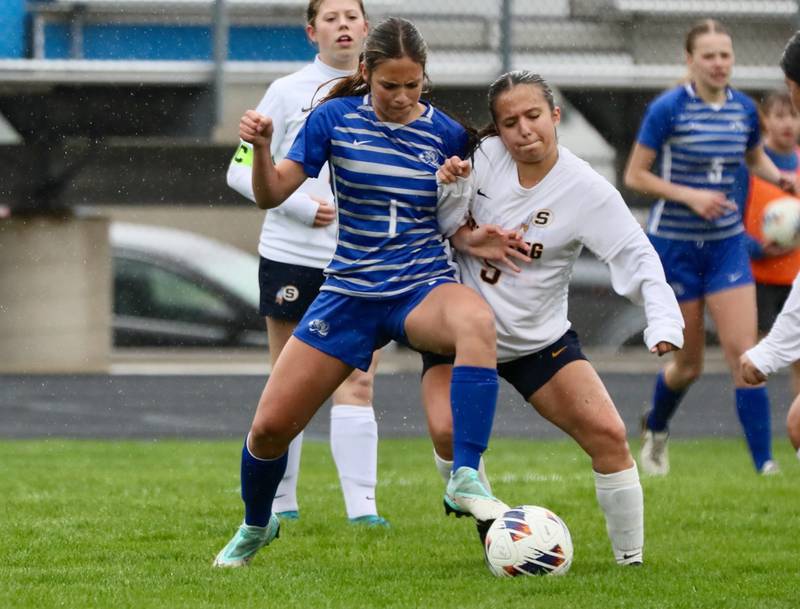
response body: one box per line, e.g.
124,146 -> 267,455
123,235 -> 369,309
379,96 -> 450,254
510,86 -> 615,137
308,319 -> 330,337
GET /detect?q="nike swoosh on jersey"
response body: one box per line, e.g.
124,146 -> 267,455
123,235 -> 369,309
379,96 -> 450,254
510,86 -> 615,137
352,139 -> 372,146
476,188 -> 491,198
551,346 -> 568,358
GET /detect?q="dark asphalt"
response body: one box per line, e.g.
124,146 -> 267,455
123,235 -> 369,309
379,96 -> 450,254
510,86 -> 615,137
0,371 -> 793,440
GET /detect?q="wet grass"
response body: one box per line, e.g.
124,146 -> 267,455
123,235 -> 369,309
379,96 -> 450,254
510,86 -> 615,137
1,437 -> 797,609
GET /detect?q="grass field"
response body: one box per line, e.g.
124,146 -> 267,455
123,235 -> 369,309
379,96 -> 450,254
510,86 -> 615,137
1,437 -> 798,609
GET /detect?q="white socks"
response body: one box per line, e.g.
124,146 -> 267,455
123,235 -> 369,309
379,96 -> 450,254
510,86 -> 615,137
272,431 -> 303,514
433,450 -> 492,493
330,404 -> 379,519
594,463 -> 644,565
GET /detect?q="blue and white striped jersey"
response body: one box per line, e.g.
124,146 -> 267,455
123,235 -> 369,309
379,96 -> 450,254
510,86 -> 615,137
637,83 -> 760,241
286,94 -> 468,297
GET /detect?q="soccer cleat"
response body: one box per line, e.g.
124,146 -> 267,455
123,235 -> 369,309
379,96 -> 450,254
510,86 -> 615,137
640,413 -> 670,476
212,515 -> 280,568
349,514 -> 390,528
276,510 -> 300,521
444,466 -> 509,523
759,460 -> 780,476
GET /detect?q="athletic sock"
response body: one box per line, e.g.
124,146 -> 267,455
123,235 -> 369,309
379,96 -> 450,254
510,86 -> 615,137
735,386 -> 773,471
330,404 -> 379,519
433,450 -> 492,491
450,366 -> 498,472
272,432 -> 303,514
241,434 -> 288,527
594,463 -> 644,564
647,370 -> 687,432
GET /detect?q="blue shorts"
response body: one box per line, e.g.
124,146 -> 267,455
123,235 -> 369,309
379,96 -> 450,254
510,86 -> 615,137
649,233 -> 753,302
293,278 -> 454,371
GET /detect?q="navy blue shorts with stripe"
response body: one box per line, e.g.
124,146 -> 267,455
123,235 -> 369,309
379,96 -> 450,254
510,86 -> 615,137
420,329 -> 588,400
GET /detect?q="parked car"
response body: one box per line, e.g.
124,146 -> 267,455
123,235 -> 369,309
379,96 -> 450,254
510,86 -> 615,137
111,222 -> 267,348
110,222 -> 697,351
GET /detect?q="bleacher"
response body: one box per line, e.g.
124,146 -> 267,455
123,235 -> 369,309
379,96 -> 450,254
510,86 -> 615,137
0,0 -> 797,212
4,0 -> 794,88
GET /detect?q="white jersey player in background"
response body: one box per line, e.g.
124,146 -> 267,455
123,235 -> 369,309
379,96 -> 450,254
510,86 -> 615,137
740,30 -> 800,458
422,70 -> 684,566
226,0 -> 388,527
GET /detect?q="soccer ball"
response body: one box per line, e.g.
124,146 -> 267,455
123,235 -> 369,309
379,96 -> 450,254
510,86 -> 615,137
762,197 -> 800,248
483,505 -> 573,577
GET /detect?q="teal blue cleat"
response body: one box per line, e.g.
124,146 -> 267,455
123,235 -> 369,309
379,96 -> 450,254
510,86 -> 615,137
349,514 -> 390,528
444,466 -> 509,522
212,515 -> 280,568
276,510 -> 300,521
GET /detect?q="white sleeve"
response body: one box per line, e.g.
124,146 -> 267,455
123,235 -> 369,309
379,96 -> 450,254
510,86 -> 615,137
745,272 -> 800,375
580,185 -> 685,350
436,172 -> 473,237
225,82 -> 320,226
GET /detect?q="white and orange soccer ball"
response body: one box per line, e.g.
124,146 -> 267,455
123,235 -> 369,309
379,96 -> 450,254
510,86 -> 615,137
762,197 -> 800,248
483,505 -> 573,577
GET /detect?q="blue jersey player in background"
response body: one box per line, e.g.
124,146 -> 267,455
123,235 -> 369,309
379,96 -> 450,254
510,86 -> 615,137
213,17 -> 527,568
624,19 -> 793,476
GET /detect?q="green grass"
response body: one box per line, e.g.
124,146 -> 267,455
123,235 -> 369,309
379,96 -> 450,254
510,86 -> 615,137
1,438 -> 798,609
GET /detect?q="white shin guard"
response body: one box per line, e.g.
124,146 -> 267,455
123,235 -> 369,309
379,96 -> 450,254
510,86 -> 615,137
594,462 -> 644,565
272,431 -> 303,514
330,405 -> 379,519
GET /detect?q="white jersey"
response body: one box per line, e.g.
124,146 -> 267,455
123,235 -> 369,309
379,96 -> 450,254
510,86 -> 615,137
227,56 -> 352,268
450,138 -> 684,362
745,272 -> 800,375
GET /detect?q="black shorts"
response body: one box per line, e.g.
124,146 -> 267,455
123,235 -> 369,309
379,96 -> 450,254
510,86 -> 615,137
420,330 -> 588,401
756,282 -> 793,334
258,257 -> 325,321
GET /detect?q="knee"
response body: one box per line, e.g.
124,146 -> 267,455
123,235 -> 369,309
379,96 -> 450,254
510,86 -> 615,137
336,369 -> 374,404
590,419 -> 631,464
454,302 -> 495,344
672,361 -> 703,386
249,417 -> 294,458
787,405 -> 800,448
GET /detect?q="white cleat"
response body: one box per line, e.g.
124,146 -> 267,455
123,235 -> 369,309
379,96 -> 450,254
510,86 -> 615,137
615,548 -> 644,566
640,429 -> 670,476
759,460 -> 780,476
444,466 -> 509,522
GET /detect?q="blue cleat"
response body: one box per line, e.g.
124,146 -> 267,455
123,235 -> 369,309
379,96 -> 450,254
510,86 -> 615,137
212,515 -> 280,568
444,466 -> 509,522
349,514 -> 390,528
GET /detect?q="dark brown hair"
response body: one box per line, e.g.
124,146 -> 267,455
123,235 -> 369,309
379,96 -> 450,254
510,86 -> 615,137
781,30 -> 800,84
322,17 -> 429,101
478,70 -> 555,140
685,18 -> 731,54
306,0 -> 366,26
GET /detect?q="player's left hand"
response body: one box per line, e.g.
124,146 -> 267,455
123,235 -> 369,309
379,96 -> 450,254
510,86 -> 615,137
778,174 -> 797,194
740,353 -> 767,385
437,156 -> 471,184
650,341 -> 679,356
466,224 -> 531,272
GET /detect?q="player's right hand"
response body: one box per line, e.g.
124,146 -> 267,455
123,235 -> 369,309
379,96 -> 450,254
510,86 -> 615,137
684,189 -> 738,221
239,110 -> 273,148
740,353 -> 767,385
311,197 -> 336,227
437,156 -> 471,184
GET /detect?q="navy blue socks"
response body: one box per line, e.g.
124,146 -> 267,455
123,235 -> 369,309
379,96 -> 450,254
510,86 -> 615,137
241,436 -> 288,527
646,370 -> 687,432
450,366 -> 499,471
735,386 -> 773,471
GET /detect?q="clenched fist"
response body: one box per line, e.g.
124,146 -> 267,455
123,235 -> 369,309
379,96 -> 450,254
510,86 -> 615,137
239,110 -> 273,148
